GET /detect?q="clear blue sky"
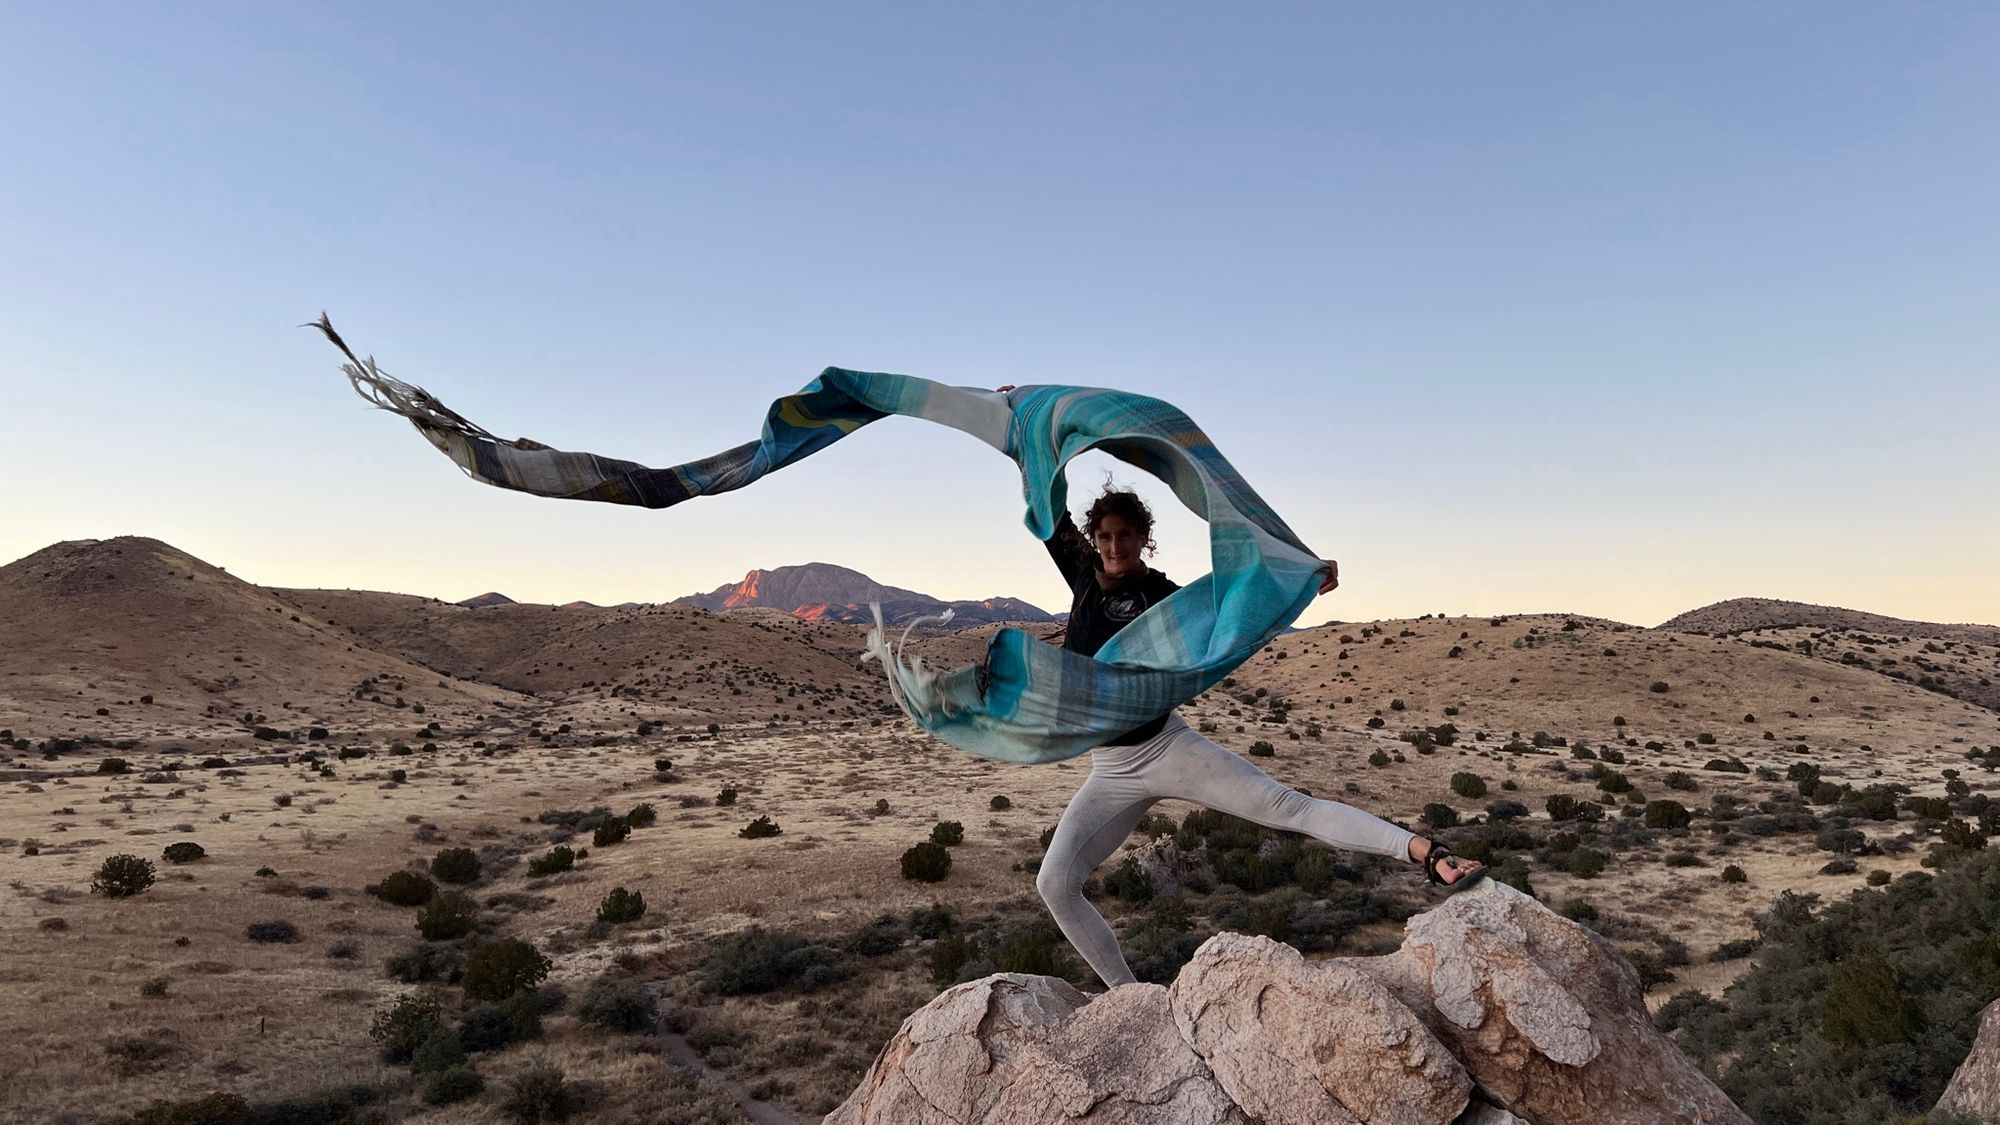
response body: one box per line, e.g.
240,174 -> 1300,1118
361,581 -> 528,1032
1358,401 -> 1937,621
4,4 -> 1996,628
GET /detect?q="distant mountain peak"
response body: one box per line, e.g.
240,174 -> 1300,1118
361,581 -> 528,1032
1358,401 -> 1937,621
459,592 -> 516,608
675,562 -> 1052,627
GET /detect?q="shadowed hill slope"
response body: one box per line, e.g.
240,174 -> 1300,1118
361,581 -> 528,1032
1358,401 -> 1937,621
0,536 -> 520,745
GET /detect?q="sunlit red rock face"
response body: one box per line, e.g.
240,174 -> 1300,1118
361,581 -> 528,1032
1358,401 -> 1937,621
827,882 -> 1752,1125
677,562 -> 1054,626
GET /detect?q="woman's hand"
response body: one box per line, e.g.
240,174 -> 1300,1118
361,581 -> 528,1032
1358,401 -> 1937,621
1316,560 -> 1339,595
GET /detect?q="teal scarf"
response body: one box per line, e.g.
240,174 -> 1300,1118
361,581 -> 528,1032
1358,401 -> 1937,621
310,315 -> 1326,764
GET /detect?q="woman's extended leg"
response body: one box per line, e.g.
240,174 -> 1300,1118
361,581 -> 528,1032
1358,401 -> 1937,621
1036,769 -> 1158,988
1152,718 -> 1417,861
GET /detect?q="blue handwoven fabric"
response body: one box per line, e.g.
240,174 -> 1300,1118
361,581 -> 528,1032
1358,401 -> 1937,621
310,315 -> 1326,764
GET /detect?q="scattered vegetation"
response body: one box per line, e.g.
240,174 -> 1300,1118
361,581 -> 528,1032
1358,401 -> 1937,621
92,854 -> 155,898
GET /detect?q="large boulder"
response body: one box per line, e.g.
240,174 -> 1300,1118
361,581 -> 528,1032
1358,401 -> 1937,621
823,973 -> 1244,1125
1936,998 -> 2000,1121
827,881 -> 1751,1125
1170,933 -> 1472,1124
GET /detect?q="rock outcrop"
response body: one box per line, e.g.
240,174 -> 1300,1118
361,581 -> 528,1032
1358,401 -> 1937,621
827,881 -> 1750,1125
1937,997 -> 2000,1121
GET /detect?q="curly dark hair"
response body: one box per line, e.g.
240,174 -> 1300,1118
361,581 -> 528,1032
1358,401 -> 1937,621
1082,488 -> 1157,557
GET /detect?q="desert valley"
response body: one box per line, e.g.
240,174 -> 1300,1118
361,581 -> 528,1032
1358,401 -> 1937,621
4,536 -> 1998,1125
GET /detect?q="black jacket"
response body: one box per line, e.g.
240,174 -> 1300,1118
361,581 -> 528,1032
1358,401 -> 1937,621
1045,510 -> 1180,745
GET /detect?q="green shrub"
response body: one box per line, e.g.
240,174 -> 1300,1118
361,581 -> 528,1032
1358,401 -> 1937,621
1566,847 -> 1609,878
738,815 -> 780,839
1546,794 -> 1601,822
703,929 -> 849,995
369,992 -> 446,1064
909,903 -> 956,939
844,914 -> 908,956
1367,749 -> 1390,767
1664,771 -> 1698,791
1867,869 -> 1892,887
1450,772 -> 1487,798
1711,938 -> 1760,961
430,848 -> 481,885
97,757 -> 131,774
590,816 -> 631,847
128,1092 -> 256,1125
417,891 -> 476,941
387,942 -> 465,984
410,1025 -> 467,1074
929,821 -> 964,847
931,932 -> 977,988
993,919 -> 1075,978
375,869 -> 436,906
625,802 -> 657,828
597,887 -> 646,925
1649,681 -> 1670,693
92,854 -> 156,898
1103,855 -> 1154,903
1249,740 -> 1275,757
1721,865 -> 1748,884
1420,803 -> 1459,829
1821,957 -> 1925,1048
1486,799 -> 1530,821
161,841 -> 206,864
459,990 -> 543,1052
990,795 -> 1011,811
716,787 -> 738,807
245,920 -> 300,943
1644,800 -> 1692,830
902,841 -> 952,882
577,975 -> 657,1033
525,846 -> 574,877
1596,771 -> 1634,795
502,1059 -> 574,1122
462,938 -> 551,1002
423,1065 -> 484,1106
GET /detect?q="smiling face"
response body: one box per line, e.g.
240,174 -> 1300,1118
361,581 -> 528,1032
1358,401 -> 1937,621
1091,513 -> 1148,579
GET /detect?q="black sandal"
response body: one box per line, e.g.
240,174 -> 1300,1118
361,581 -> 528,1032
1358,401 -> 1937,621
1419,838 -> 1489,893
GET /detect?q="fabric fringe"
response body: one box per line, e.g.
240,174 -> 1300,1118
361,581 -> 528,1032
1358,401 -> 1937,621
860,602 -> 958,723
303,313 -> 507,444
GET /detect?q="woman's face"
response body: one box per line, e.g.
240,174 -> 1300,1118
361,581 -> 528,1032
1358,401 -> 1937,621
1092,513 -> 1147,578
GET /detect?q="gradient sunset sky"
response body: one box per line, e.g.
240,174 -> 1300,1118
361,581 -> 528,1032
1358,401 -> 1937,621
4,5 -> 1996,629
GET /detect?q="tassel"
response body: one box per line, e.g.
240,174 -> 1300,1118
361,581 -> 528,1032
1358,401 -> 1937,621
860,602 -> 958,723
303,313 -> 506,443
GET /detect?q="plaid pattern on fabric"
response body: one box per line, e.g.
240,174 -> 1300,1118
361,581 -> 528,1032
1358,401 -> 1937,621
311,315 -> 1325,764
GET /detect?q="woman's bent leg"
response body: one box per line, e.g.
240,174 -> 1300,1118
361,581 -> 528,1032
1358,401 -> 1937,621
1157,721 -> 1416,861
1036,770 -> 1157,988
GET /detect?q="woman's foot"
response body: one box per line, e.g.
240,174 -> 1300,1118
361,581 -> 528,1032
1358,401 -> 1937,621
1408,835 -> 1488,891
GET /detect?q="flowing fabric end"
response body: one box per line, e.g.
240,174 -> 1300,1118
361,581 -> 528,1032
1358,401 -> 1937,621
305,313 -> 505,444
860,602 -> 958,727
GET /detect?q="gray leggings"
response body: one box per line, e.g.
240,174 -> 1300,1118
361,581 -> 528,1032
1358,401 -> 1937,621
1035,712 -> 1418,988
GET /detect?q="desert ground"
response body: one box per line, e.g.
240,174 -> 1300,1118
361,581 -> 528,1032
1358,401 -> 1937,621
4,537 -> 1997,1123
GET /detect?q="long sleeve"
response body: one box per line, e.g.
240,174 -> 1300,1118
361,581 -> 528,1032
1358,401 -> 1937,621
1044,509 -> 1094,592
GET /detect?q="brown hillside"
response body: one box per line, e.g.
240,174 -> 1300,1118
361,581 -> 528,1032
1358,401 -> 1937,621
278,588 -> 892,730
0,538 -> 518,748
1659,598 -> 2000,713
1659,596 -> 2000,647
1221,613 -> 1998,791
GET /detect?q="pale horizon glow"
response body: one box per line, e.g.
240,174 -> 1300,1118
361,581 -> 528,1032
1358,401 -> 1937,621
3,5 -> 1996,631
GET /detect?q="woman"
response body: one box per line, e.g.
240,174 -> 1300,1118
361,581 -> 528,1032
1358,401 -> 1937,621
1033,484 -> 1486,989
